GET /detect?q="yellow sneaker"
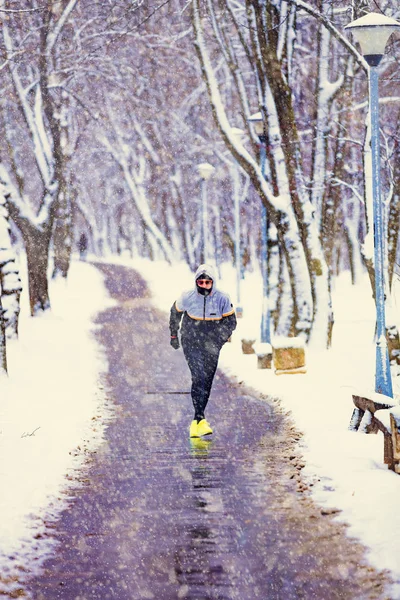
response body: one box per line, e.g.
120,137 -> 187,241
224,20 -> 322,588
189,420 -> 199,438
197,419 -> 213,436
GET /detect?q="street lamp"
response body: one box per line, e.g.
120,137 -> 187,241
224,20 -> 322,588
231,127 -> 245,318
248,112 -> 271,344
197,162 -> 215,263
345,12 -> 400,397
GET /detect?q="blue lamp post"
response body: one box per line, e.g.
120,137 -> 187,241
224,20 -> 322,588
197,162 -> 215,264
248,112 -> 271,344
345,12 -> 400,398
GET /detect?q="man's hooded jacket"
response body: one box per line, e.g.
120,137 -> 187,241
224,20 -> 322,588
169,264 -> 237,353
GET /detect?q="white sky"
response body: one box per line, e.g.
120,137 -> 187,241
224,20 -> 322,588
1,254 -> 400,597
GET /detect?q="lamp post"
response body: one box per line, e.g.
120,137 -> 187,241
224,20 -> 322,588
345,12 -> 400,398
248,112 -> 271,344
197,162 -> 215,264
231,127 -> 245,318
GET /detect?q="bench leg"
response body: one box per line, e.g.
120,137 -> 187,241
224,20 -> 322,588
390,413 -> 400,473
359,410 -> 373,433
383,433 -> 395,470
349,407 -> 364,432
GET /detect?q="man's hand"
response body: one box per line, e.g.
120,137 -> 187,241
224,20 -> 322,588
170,336 -> 180,350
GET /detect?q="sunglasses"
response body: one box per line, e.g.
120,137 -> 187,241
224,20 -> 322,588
197,279 -> 213,285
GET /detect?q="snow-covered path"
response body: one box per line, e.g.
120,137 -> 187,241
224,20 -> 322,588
0,257 -> 400,598
25,263 -> 391,600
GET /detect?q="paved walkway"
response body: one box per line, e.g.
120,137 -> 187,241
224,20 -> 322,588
26,264 -> 390,600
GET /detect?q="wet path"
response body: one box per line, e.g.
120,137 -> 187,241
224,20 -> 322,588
27,264 -> 389,600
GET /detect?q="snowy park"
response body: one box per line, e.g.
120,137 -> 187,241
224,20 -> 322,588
0,0 -> 399,598
0,255 -> 399,597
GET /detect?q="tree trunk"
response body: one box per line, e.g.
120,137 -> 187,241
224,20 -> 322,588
268,222 -> 280,332
192,0 -> 314,341
246,0 -> 332,347
0,193 -> 22,337
52,189 -> 73,279
388,138 -> 400,290
0,294 -> 7,374
25,226 -> 52,315
276,248 -> 294,337
0,266 -> 22,339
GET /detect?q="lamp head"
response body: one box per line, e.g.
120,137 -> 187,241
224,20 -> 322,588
345,12 -> 400,66
248,112 -> 265,138
197,162 -> 215,180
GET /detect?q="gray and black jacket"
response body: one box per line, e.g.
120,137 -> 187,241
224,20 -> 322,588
169,264 -> 237,352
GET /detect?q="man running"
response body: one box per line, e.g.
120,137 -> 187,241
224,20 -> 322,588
169,264 -> 237,438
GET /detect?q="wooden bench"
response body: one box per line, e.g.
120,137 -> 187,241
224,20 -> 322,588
349,393 -> 400,472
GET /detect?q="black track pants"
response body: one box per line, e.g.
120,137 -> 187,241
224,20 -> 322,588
182,343 -> 220,420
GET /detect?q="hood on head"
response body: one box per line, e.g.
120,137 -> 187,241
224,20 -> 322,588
194,263 -> 217,289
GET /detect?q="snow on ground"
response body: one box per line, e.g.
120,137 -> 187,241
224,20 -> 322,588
1,254 -> 400,597
129,256 -> 400,597
0,256 -> 115,595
